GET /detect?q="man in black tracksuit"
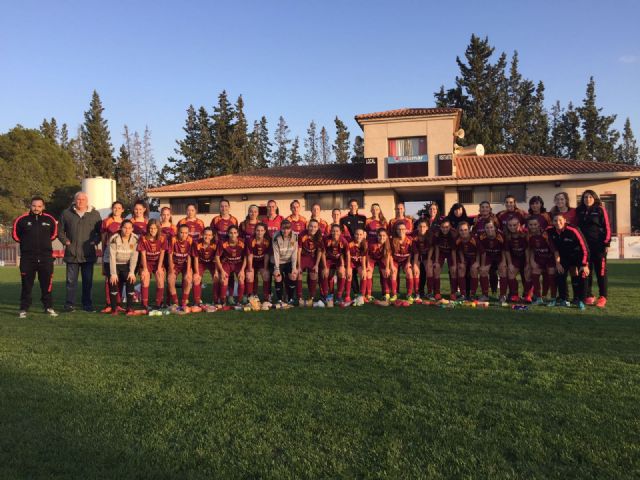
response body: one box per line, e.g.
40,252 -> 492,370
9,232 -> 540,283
12,196 -> 59,317
340,198 -> 366,295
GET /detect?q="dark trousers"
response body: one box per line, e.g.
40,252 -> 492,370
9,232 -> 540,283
274,262 -> 296,302
20,257 -> 54,311
65,261 -> 95,309
109,264 -> 136,310
586,246 -> 607,298
556,260 -> 586,302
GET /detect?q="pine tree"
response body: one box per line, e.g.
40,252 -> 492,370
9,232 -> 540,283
142,125 -> 157,189
352,135 -> 365,163
68,126 -> 88,180
249,116 -> 271,169
504,51 -> 523,150
289,136 -> 302,166
40,118 -> 59,143
81,90 -> 114,177
577,77 -> 619,162
333,116 -> 350,164
115,144 -> 135,208
616,118 -> 639,165
559,102 -> 583,159
162,105 -> 200,183
304,120 -> 320,165
211,90 -> 235,174
131,131 -> 144,199
548,101 -> 564,157
229,95 -> 250,173
530,81 -> 549,155
319,126 -> 332,164
59,123 -> 70,150
273,116 -> 291,167
195,106 -> 214,177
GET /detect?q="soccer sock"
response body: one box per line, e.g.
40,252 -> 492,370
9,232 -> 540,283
413,276 -> 420,295
104,279 -> 110,306
426,276 -> 433,295
237,279 -> 245,300
390,276 -> 397,296
228,276 -> 235,298
406,276 -> 413,296
337,277 -> 346,298
450,274 -> 458,296
193,283 -> 202,304
508,279 -> 518,297
297,278 -> 303,298
309,277 -> 318,298
141,285 -> 149,307
531,273 -> 541,297
470,277 -> 478,297
155,287 -> 164,307
434,277 -> 441,295
524,279 -> 532,297
181,291 -> 189,307
548,274 -> 557,298
490,270 -> 498,294
345,278 -> 352,299
170,292 -> 179,305
480,276 -> 489,295
359,277 -> 366,296
109,285 -> 119,309
458,276 -> 467,296
542,273 -> 549,297
275,279 -> 284,301
321,276 -> 329,297
262,279 -> 270,300
286,278 -> 297,300
329,276 -> 335,296
220,282 -> 228,303
245,280 -> 254,297
213,280 -> 220,303
499,277 -> 508,297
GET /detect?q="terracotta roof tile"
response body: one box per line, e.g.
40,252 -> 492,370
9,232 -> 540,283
355,108 -> 462,125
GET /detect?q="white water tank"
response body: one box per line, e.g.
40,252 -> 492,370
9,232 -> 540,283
82,177 -> 116,219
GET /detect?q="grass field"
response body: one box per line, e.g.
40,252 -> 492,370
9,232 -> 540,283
1,262 -> 639,479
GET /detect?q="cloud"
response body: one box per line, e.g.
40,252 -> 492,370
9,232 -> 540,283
619,55 -> 638,64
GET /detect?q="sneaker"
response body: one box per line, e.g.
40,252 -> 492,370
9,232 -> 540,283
240,295 -> 248,305
227,297 -> 237,306
596,296 -> 607,308
63,304 -> 75,313
509,295 -> 520,303
116,306 -> 126,314
523,295 -> 533,304
585,296 -> 596,306
389,294 -> 397,302
100,306 -> 112,314
383,293 -> 390,302
572,299 -> 586,311
434,293 -> 442,301
407,295 -> 415,305
313,299 -> 325,308
427,294 -> 436,301
413,295 -> 423,304
354,295 -> 364,306
45,308 -> 59,317
532,297 -> 544,306
19,310 -> 27,319
499,295 -> 508,304
344,297 -> 352,304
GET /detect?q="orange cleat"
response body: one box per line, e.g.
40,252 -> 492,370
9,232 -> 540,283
595,296 -> 607,308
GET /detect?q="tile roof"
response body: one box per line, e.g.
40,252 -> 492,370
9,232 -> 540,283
355,107 -> 462,125
147,154 -> 640,194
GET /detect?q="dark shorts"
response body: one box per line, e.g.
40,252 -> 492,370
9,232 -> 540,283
325,258 -> 342,270
252,257 -> 267,272
198,262 -> 216,277
172,263 -> 189,276
221,262 -> 243,276
437,252 -> 454,266
300,255 -> 317,271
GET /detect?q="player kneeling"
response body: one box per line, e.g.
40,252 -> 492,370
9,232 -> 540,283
167,224 -> 193,311
215,225 -> 247,306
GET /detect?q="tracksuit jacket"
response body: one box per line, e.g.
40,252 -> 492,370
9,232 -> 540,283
576,204 -> 611,249
548,225 -> 590,267
12,212 -> 58,259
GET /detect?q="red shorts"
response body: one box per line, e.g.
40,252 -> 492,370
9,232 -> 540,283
198,262 -> 216,277
172,263 -> 189,276
146,262 -> 160,274
325,258 -> 342,270
300,255 -> 317,271
437,252 -> 454,266
222,262 -> 243,277
392,258 -> 410,270
350,257 -> 364,269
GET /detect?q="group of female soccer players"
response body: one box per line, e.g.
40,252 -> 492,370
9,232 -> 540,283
101,189 -> 611,314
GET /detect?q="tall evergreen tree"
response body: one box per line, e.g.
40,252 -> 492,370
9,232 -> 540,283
333,116 -> 350,164
68,126 -> 87,181
273,116 -> 291,167
559,102 -> 583,159
319,126 -> 332,164
59,123 -> 70,150
211,90 -> 235,174
249,116 -> 271,169
131,131 -> 144,199
289,136 -> 302,166
142,125 -> 157,189
616,118 -> 639,165
40,117 -> 59,143
114,144 -> 135,208
81,90 -> 114,177
548,101 -> 564,158
229,95 -> 250,173
161,105 -> 201,184
577,77 -> 619,162
304,120 -> 320,165
195,106 -> 214,177
530,81 -> 549,155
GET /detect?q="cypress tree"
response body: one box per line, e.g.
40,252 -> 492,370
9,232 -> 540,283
163,105 -> 200,183
304,120 -> 320,165
530,81 -> 549,155
59,123 -> 70,150
229,95 -> 250,173
249,116 -> 271,169
115,144 -> 135,208
211,90 -> 235,174
289,136 -> 302,166
333,116 -> 350,164
319,126 -> 332,164
196,106 -> 214,177
548,101 -> 564,157
81,90 -> 114,177
577,77 -> 619,162
40,117 -> 59,143
560,102 -> 583,159
273,116 -> 291,167
616,118 -> 639,165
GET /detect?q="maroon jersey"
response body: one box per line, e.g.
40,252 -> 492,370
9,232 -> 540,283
160,224 -> 178,239
101,217 -> 122,239
137,235 -> 166,266
412,235 -> 431,258
178,217 -> 206,242
286,215 -> 307,234
456,236 -> 479,263
262,215 -> 283,237
246,237 -> 271,263
168,236 -> 192,268
497,209 -> 527,230
391,236 -> 413,264
472,214 -> 500,235
310,218 -> 330,237
528,232 -> 553,260
132,220 -> 147,237
192,239 -> 217,265
433,229 -> 457,256
526,212 -> 552,231
388,217 -> 414,238
217,239 -> 246,265
478,233 -> 505,263
239,220 -> 259,243
505,233 -> 528,261
299,231 -> 323,259
348,240 -> 366,266
211,215 -> 239,242
324,236 -> 348,263
368,242 -> 388,265
365,218 -> 387,245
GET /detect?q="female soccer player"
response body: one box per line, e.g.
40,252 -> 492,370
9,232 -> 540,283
178,203 -> 206,242
167,224 -> 193,310
526,216 -> 556,304
262,199 -> 283,238
211,199 -> 238,242
346,228 -> 368,305
240,205 -> 260,243
108,220 -> 139,315
138,219 -> 166,311
412,219 -> 432,300
497,195 -> 526,231
472,201 -> 500,235
366,228 -> 392,301
331,208 -> 351,240
192,227 -> 219,307
271,219 -> 299,306
100,201 -> 124,313
550,192 -> 577,225
365,203 -> 387,246
446,203 -> 474,231
548,213 -> 590,309
577,189 -> 611,308
322,224 -> 349,305
245,223 -> 271,301
286,199 -> 307,234
390,223 -> 415,302
477,221 -> 507,302
432,219 -> 457,300
388,202 -> 413,238
297,219 -> 324,305
504,217 -> 531,302
425,202 -> 442,230
215,225 -> 247,306
131,200 -> 148,237
527,196 -> 551,230
456,221 -> 480,300
310,203 -> 330,237
159,207 -> 178,239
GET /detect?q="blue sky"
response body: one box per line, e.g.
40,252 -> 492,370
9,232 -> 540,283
1,0 -> 638,167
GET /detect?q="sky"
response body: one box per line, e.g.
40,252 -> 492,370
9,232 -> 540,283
1,0 -> 639,170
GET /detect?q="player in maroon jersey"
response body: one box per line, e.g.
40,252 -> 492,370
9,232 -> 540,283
472,201 -> 500,236
210,199 -> 239,242
365,203 -> 387,246
240,205 -> 260,243
287,199 -> 308,301
245,223 -> 271,300
526,196 -> 552,231
496,195 -> 527,231
309,204 -> 330,237
159,207 -> 178,239
504,217 -> 532,302
178,203 -> 206,243
297,219 -> 324,303
331,208 -> 351,240
366,228 -> 392,300
526,216 -> 556,304
388,202 -> 414,238
346,228 -> 368,304
412,219 -> 433,300
455,221 -> 480,300
262,199 -> 283,238
215,225 -> 247,305
322,224 -> 349,302
131,200 -> 149,237
549,192 -> 577,225
100,201 -> 124,313
191,227 -> 219,306
478,222 -> 508,301
432,219 -> 458,300
138,219 -> 166,310
167,224 -> 193,309
389,222 -> 416,302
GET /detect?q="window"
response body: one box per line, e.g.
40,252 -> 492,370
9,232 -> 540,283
388,137 -> 427,161
458,189 -> 473,204
170,197 -> 221,215
457,184 -> 526,205
305,191 -> 365,211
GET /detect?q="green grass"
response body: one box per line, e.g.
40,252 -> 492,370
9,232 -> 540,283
1,262 -> 639,479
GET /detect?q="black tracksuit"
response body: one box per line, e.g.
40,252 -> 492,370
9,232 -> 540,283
340,212 -> 366,294
577,204 -> 611,298
12,211 -> 58,311
548,225 -> 590,302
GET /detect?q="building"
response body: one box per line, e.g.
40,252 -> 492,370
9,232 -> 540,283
148,108 -> 640,234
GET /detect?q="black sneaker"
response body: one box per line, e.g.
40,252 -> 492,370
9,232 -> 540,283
82,306 -> 95,313
63,304 -> 75,312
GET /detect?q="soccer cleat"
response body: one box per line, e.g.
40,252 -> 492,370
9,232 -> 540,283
407,296 -> 415,305
45,308 -> 59,317
344,297 -> 352,304
573,299 -> 586,311
585,296 -> 596,306
227,297 -> 237,306
523,295 -> 533,304
450,293 -> 457,301
354,295 -> 364,307
116,306 -> 126,314
434,293 -> 442,301
313,299 -> 325,308
383,293 -> 390,302
18,310 -> 27,319
509,295 -> 521,303
100,306 -> 112,314
532,297 -> 544,306
596,296 -> 607,308
413,295 -> 423,304
389,294 -> 397,302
